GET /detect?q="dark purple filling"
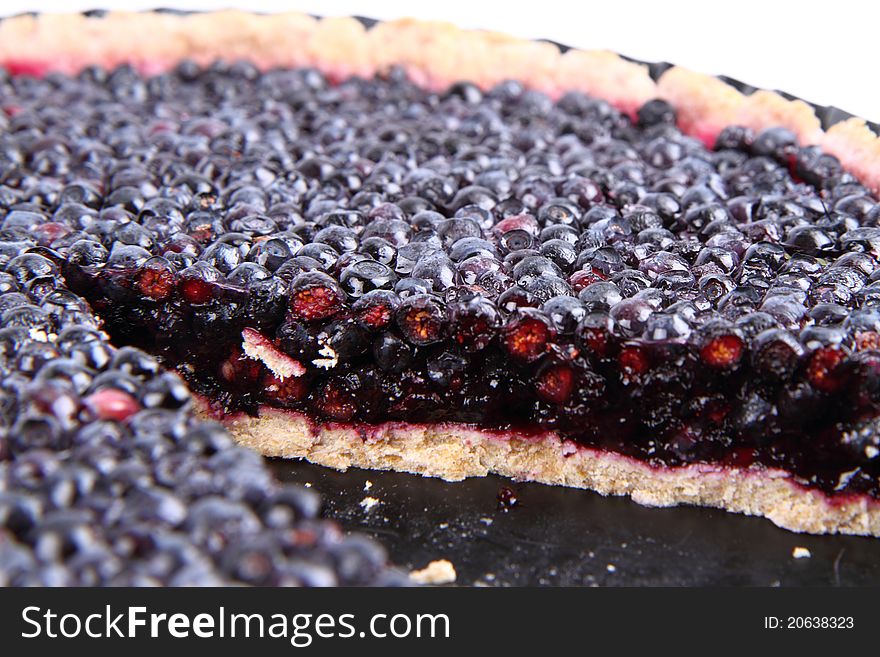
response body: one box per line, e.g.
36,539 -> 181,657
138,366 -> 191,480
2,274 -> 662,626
4,61 -> 877,500
0,63 -> 413,587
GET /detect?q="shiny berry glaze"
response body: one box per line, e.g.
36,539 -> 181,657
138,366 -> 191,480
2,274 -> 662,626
9,61 -> 877,500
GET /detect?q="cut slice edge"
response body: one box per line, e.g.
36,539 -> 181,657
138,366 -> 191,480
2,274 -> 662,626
206,402 -> 880,536
0,10 -> 877,192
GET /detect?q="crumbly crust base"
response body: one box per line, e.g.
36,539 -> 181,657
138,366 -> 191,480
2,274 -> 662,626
0,10 -> 877,191
4,10 -> 879,534
211,404 -> 880,536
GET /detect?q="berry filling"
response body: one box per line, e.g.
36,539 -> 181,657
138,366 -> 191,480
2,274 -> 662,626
0,60 -> 411,586
4,59 -> 879,505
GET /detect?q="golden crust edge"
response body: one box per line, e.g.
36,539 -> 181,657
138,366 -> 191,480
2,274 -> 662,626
216,406 -> 880,537
0,10 -> 877,192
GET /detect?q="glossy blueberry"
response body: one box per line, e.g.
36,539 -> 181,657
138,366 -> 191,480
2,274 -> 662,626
339,260 -> 397,298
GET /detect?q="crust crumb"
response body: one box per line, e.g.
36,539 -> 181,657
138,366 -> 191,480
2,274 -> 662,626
241,327 -> 305,380
792,546 -> 812,559
410,559 -> 457,585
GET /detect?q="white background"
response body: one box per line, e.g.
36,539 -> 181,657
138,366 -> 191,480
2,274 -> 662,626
3,1 -> 878,122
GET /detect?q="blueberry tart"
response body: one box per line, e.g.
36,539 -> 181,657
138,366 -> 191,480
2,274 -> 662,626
2,11 -> 880,541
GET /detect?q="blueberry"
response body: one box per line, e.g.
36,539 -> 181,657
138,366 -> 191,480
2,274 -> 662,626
225,262 -> 271,288
751,127 -> 797,160
351,290 -> 400,332
575,246 -> 624,276
513,256 -> 563,285
339,260 -> 397,298
637,99 -> 676,127
841,227 -> 880,253
410,252 -> 456,291
540,240 -> 578,273
288,271 -> 344,321
448,296 -> 500,351
372,332 -> 412,372
437,218 -> 482,246
330,535 -> 388,586
500,308 -> 554,364
394,276 -> 434,299
578,281 -> 623,312
540,224 -> 579,245
521,273 -> 573,304
752,329 -> 803,381
454,255 -> 500,286
698,274 -> 735,304
784,226 -> 836,254
106,244 -> 153,270
613,269 -> 653,298
638,251 -> 689,280
140,372 -> 191,410
322,319 -> 369,363
542,296 -> 587,334
112,347 -> 161,378
358,237 -> 397,267
296,242 -> 339,270
610,298 -> 654,338
396,294 -> 446,345
643,312 -> 691,342
183,496 -> 262,552
5,253 -> 59,285
715,125 -> 754,151
246,238 -> 293,272
394,242 -> 440,275
313,225 -> 358,254
534,199 -> 578,226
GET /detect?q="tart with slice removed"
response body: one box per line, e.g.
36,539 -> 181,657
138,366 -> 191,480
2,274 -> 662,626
2,10 -> 880,540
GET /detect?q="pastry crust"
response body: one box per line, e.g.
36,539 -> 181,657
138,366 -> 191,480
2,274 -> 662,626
213,404 -> 880,536
656,67 -> 823,146
0,10 -> 877,191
